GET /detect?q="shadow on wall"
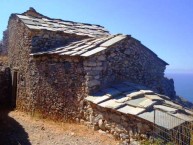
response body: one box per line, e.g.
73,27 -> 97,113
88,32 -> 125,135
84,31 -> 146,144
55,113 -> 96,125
0,108 -> 31,145
0,67 -> 12,108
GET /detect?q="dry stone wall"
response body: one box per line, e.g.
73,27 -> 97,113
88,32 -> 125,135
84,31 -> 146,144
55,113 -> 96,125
80,102 -> 152,144
31,30 -> 88,53
83,37 -> 176,98
8,15 -> 34,112
7,15 -> 88,120
29,56 -> 87,121
27,21 -> 89,120
7,12 -> 176,123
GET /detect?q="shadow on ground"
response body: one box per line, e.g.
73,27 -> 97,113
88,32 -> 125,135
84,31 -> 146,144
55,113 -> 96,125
0,107 -> 31,145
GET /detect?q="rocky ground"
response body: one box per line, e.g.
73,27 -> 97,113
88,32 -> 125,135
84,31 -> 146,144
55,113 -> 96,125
0,109 -> 120,145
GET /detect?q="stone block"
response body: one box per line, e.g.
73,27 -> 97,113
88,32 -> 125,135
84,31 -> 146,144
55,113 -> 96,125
80,119 -> 84,125
93,66 -> 103,71
98,129 -> 106,134
88,79 -> 100,87
96,62 -> 102,66
120,133 -> 129,140
97,55 -> 106,61
93,124 -> 99,131
84,61 -> 97,67
105,123 -> 111,130
98,119 -> 106,131
113,132 -> 120,139
84,67 -> 92,71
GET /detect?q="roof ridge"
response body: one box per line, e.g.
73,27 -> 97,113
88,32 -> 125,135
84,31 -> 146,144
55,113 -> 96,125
16,8 -> 109,32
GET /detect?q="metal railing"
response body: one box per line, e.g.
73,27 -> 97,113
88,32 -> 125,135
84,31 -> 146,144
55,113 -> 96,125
153,109 -> 193,145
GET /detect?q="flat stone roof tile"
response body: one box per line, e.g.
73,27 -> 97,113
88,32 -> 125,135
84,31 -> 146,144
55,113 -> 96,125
118,105 -> 145,115
101,88 -> 121,97
145,95 -> 164,101
93,95 -> 112,104
81,47 -> 106,57
154,105 -> 178,112
164,100 -> 182,109
127,91 -> 144,99
138,99 -> 157,108
17,14 -> 110,37
99,99 -> 125,109
31,35 -> 125,57
100,35 -> 126,47
85,81 -> 193,130
85,91 -> 106,102
140,90 -> 154,94
126,97 -> 147,107
115,96 -> 130,103
84,81 -> 193,130
173,113 -> 193,121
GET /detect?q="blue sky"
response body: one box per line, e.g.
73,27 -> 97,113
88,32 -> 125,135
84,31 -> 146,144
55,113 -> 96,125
0,0 -> 193,73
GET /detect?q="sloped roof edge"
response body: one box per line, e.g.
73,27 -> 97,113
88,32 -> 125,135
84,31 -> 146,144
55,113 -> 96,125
13,7 -> 110,38
30,34 -> 168,65
131,37 -> 169,65
85,81 -> 193,129
30,34 -> 127,57
11,8 -> 168,65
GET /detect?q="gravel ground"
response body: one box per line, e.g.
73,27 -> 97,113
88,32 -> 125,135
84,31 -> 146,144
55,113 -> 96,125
0,109 -> 119,145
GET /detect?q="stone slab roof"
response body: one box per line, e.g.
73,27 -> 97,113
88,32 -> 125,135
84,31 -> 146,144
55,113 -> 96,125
16,8 -> 168,65
30,34 -> 127,57
30,34 -> 168,65
16,13 -> 109,37
85,81 -> 193,130
138,110 -> 185,130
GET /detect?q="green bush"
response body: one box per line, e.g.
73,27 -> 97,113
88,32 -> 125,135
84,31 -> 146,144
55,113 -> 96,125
141,138 -> 174,145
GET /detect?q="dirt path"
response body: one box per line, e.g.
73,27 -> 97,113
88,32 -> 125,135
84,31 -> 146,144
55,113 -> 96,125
0,109 -> 119,145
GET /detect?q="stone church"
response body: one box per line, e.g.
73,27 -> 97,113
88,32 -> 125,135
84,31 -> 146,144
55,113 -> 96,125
4,7 -> 193,142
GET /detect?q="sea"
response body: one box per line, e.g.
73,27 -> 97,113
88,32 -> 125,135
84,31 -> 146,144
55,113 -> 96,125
165,73 -> 193,103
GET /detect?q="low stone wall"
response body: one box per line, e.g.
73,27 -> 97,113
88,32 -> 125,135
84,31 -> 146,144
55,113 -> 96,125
80,101 -> 153,144
0,67 -> 12,107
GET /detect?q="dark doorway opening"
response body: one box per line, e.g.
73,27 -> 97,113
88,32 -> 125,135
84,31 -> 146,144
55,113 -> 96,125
12,71 -> 18,108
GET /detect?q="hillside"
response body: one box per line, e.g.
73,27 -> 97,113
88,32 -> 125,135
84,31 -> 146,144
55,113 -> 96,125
0,109 -> 119,145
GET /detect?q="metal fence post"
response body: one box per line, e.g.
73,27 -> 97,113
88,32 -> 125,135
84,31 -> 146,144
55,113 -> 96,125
153,109 -> 156,143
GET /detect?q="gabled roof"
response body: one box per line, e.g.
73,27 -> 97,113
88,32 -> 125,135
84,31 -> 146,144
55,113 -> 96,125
30,34 -> 126,57
16,8 -> 109,37
16,8 -> 168,65
85,81 -> 193,130
30,33 -> 168,65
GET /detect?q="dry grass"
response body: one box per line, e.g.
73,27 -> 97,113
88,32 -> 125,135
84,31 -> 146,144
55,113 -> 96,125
8,110 -> 119,145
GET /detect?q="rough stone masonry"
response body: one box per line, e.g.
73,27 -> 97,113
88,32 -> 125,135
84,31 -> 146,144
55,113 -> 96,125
4,8 -> 176,120
2,8 -> 189,143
